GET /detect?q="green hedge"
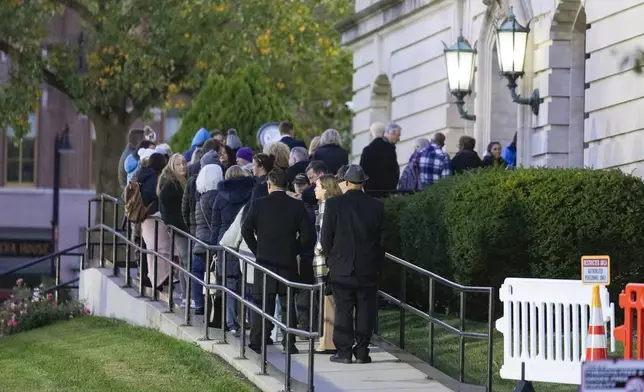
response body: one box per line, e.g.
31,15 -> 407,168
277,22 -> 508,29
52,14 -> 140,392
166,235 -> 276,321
384,167 -> 644,313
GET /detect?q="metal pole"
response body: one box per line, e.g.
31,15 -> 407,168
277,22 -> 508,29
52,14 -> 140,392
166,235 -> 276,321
459,291 -> 466,383
124,219 -> 131,286
204,249 -> 211,340
308,286 -> 316,392
54,255 -> 61,303
221,249 -> 227,341
112,202 -> 118,276
260,273 -> 268,374
138,234 -> 145,297
168,232 -> 176,312
153,220 -> 159,301
285,286 -> 293,391
428,277 -> 435,366
487,289 -> 495,392
99,196 -> 105,268
399,268 -> 407,350
239,258 -> 247,358
184,238 -> 192,326
51,134 -> 60,278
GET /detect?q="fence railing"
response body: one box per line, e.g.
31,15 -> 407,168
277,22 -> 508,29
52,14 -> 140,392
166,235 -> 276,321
375,252 -> 495,392
0,243 -> 85,303
86,194 -> 323,392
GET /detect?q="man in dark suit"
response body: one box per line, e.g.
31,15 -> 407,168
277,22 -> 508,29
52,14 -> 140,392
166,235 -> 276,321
279,121 -> 307,150
360,123 -> 401,197
321,164 -> 385,364
242,168 -> 313,354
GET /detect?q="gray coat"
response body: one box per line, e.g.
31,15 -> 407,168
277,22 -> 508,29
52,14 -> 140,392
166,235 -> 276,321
193,189 -> 219,255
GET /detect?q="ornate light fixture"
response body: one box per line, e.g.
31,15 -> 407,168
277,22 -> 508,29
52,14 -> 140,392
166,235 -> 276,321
443,34 -> 477,121
495,6 -> 542,115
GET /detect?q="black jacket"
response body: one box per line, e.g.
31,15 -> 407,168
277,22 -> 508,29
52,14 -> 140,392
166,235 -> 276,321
311,144 -> 349,175
182,163 -> 201,235
280,135 -> 306,150
482,155 -> 508,168
451,149 -> 482,174
136,166 -> 160,216
159,178 -> 189,233
211,176 -> 255,276
241,191 -> 313,277
193,189 -> 218,255
286,160 -> 309,186
321,190 -> 385,279
360,138 -> 399,192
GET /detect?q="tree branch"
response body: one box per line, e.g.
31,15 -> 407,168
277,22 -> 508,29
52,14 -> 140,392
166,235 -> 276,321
54,0 -> 101,30
0,39 -> 74,100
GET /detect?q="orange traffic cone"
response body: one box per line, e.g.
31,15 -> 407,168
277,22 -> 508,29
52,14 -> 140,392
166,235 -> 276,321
585,285 -> 608,361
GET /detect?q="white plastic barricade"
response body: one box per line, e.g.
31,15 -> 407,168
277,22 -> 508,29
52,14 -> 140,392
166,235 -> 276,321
495,278 -> 616,385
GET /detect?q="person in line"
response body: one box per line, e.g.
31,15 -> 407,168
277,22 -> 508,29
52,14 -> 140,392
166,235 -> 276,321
397,138 -> 430,192
482,141 -> 508,168
125,140 -> 156,184
416,138 -> 452,189
360,123 -> 400,197
502,132 -> 518,169
183,128 -> 210,163
241,168 -> 313,354
158,153 -> 192,308
211,165 -> 255,336
286,146 -> 310,188
431,132 -> 447,151
137,153 -> 172,290
118,128 -> 146,191
308,136 -> 321,156
451,136 -> 482,175
321,165 -> 384,364
181,146 -> 209,236
219,143 -> 236,174
235,147 -> 254,174
264,142 -> 290,171
301,160 -> 329,206
313,173 -> 343,353
247,153 -> 275,207
310,129 -> 349,175
210,129 -> 224,143
192,163 -> 224,315
226,129 -> 242,155
292,173 -> 310,196
279,121 -> 307,150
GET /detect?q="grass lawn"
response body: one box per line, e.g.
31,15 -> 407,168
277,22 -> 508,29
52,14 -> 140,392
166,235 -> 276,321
0,316 -> 259,392
378,309 -> 622,392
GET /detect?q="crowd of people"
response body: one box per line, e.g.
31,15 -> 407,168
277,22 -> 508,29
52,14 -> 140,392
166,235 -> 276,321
117,120 -> 517,364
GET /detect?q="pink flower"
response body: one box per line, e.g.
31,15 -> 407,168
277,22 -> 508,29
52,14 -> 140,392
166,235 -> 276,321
83,307 -> 91,314
16,278 -> 23,285
7,320 -> 17,328
47,293 -> 53,299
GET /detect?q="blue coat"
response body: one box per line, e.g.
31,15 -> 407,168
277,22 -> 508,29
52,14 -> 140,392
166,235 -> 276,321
136,167 -> 160,215
182,128 -> 210,162
211,176 -> 256,277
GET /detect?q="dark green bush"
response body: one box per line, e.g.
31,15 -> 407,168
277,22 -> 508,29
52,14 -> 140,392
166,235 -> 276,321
384,167 -> 644,314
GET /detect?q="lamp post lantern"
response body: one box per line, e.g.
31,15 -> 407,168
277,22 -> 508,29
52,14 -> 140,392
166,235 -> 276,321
443,34 -> 477,121
495,6 -> 542,115
50,124 -> 74,277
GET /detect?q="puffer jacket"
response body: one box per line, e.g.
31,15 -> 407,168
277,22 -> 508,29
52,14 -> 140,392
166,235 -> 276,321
211,176 -> 255,277
182,162 -> 201,235
193,189 -> 219,255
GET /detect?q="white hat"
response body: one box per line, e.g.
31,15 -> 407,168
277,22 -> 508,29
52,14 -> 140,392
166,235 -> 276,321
155,143 -> 172,155
138,148 -> 156,162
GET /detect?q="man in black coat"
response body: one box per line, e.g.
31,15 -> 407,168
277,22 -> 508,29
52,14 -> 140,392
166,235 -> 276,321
321,164 -> 385,364
279,121 -> 307,150
241,168 -> 313,354
359,123 -> 401,197
451,135 -> 482,174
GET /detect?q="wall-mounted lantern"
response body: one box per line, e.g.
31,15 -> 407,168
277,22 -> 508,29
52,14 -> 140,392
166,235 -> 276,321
443,34 -> 477,121
495,6 -> 542,115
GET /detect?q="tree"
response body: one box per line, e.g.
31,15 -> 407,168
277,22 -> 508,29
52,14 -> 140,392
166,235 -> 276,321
0,0 -> 353,196
171,65 -> 288,152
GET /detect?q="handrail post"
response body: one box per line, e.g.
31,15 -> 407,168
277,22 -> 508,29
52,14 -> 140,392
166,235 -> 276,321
399,268 -> 407,350
204,249 -> 212,340
168,232 -> 176,312
487,288 -> 495,392
153,220 -> 159,301
308,286 -> 316,392
285,286 -> 293,391
459,291 -> 466,383
260,273 -> 268,374
99,196 -> 105,267
184,237 -> 192,326
112,203 -> 118,276
221,249 -> 227,342
428,277 -> 435,366
124,219 -> 131,286
138,235 -> 145,297
54,255 -> 61,303
238,258 -> 247,358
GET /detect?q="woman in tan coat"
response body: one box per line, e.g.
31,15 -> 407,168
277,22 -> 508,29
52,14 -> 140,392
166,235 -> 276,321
313,174 -> 343,353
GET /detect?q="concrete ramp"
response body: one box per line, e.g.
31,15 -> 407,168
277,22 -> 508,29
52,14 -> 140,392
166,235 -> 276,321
80,267 -> 452,392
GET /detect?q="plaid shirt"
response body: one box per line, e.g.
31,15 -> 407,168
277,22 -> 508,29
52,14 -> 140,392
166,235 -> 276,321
415,144 -> 451,189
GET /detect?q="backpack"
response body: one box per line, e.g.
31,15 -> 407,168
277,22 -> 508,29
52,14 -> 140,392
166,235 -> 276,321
123,181 -> 149,223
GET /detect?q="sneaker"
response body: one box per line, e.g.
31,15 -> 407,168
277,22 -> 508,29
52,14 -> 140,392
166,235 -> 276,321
231,329 -> 241,338
180,299 -> 196,309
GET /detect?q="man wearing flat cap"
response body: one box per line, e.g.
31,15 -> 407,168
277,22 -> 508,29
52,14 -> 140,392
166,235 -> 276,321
320,164 -> 385,364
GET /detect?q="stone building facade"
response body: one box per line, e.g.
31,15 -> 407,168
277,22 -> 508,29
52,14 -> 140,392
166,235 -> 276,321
339,0 -> 644,174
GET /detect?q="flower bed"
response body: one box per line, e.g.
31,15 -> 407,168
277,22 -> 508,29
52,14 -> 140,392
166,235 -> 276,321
0,278 -> 89,337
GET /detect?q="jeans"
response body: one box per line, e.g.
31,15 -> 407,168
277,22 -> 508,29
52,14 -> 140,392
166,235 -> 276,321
271,295 -> 283,342
192,254 -> 205,309
225,278 -> 240,330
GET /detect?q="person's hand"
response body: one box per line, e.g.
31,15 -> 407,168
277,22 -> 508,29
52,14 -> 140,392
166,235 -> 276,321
287,191 -> 302,200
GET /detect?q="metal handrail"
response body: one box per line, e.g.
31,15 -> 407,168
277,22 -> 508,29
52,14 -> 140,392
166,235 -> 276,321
0,244 -> 85,276
88,194 -> 323,392
376,252 -> 495,392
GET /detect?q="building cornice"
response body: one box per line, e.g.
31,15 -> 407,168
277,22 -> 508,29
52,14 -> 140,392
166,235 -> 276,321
336,0 -> 436,46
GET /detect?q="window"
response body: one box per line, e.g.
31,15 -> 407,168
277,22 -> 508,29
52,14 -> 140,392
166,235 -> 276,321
5,114 -> 37,185
164,110 -> 182,142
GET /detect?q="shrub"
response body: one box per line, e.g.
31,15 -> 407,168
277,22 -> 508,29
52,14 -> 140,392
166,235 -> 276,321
385,167 -> 644,314
170,65 -> 288,152
0,279 -> 89,337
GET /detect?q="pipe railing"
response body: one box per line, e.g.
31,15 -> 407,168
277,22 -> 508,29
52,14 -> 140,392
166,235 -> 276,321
376,252 -> 495,392
87,194 -> 323,392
